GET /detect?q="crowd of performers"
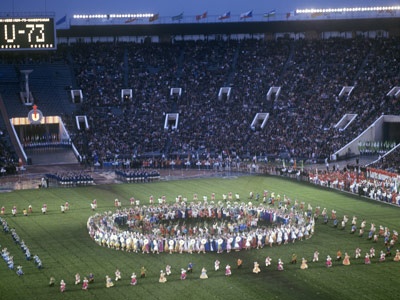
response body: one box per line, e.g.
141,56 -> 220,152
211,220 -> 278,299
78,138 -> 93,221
87,195 -> 316,254
52,263 -> 224,292
46,198 -> 385,293
115,169 -> 161,183
85,191 -> 400,265
53,241 -> 400,293
308,170 -> 400,205
86,188 -> 400,256
1,217 -> 43,277
0,202 -> 71,216
45,172 -> 94,187
2,187 -> 400,294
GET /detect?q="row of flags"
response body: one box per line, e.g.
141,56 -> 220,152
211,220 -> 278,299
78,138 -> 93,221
56,9 -> 398,26
125,13 -> 161,23
56,10 -> 278,26
157,10 -> 276,22
124,10 -> 277,23
170,10 -> 277,22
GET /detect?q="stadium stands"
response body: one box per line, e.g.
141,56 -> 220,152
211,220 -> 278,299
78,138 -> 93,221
0,37 -> 399,174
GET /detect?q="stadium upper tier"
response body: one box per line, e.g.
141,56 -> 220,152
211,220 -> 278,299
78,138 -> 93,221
0,37 -> 399,171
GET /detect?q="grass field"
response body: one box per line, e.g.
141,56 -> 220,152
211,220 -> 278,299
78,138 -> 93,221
0,174 -> 399,300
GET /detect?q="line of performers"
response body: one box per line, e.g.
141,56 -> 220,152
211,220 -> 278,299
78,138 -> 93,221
0,202 -> 71,216
55,247 -> 400,293
55,261 -> 246,293
275,246 -> 400,271
321,208 -> 399,255
1,217 -> 43,276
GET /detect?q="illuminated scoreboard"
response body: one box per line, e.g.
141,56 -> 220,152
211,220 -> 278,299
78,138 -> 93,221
0,17 -> 56,50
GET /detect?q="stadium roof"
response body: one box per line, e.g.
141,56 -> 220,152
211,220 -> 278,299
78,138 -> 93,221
57,17 -> 400,38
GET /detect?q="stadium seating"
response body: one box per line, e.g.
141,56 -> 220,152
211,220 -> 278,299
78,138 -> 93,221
0,37 -> 399,173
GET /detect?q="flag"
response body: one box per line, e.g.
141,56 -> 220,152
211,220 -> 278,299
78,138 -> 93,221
240,10 -> 253,20
195,11 -> 207,21
149,13 -> 159,22
125,17 -> 138,24
286,11 -> 295,19
264,10 -> 276,18
218,11 -> 230,20
311,12 -> 323,18
172,12 -> 183,21
56,15 -> 67,26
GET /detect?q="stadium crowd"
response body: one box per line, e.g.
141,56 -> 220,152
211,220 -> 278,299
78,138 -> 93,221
60,38 -> 400,169
0,37 -> 399,175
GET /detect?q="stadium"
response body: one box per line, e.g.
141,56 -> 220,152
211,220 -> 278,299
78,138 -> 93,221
0,5 -> 400,300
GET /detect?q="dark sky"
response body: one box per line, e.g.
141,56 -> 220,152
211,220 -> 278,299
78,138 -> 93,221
2,0 -> 399,20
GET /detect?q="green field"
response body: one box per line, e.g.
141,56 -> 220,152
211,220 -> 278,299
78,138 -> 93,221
0,175 -> 399,300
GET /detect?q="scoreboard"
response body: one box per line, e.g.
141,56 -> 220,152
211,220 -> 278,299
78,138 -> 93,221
0,17 -> 56,51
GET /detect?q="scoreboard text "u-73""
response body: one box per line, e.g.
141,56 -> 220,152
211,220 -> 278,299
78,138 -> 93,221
0,17 -> 56,51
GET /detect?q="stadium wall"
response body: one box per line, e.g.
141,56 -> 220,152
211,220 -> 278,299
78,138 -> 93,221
56,17 -> 400,43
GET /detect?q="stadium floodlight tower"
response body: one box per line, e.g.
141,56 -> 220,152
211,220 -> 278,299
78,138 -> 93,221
20,69 -> 33,105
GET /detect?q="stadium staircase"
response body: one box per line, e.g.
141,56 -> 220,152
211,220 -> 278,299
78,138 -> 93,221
224,45 -> 240,86
278,41 -> 295,82
174,47 -> 185,81
359,155 -> 380,167
354,49 -> 373,80
123,47 -> 129,88
66,53 -> 79,90
24,147 -> 78,165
